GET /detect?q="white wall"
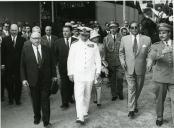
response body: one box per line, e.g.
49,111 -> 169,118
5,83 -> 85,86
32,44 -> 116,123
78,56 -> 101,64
95,2 -> 140,27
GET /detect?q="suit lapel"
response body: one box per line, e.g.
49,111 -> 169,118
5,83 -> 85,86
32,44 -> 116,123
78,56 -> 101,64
29,42 -> 38,65
136,35 -> 142,56
41,45 -> 45,65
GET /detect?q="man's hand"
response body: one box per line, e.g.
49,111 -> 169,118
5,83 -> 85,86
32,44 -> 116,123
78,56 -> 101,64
121,62 -> 127,71
52,77 -> 58,82
1,65 -> 5,70
162,47 -> 172,54
68,75 -> 74,82
146,59 -> 153,72
22,80 -> 29,87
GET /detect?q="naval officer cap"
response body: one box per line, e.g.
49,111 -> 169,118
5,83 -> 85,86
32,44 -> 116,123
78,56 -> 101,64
72,24 -> 78,30
78,26 -> 93,35
65,22 -> 72,26
158,23 -> 172,31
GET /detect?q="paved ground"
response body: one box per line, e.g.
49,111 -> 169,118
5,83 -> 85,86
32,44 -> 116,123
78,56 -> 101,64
1,72 -> 174,128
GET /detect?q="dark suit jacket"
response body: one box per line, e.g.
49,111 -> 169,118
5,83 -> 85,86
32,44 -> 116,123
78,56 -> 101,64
20,40 -> 56,87
41,35 -> 58,48
53,37 -> 77,76
1,35 -> 26,77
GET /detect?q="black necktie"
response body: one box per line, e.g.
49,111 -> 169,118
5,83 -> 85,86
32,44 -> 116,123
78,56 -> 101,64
66,38 -> 69,49
113,35 -> 116,42
36,46 -> 42,68
12,37 -> 15,47
133,35 -> 138,55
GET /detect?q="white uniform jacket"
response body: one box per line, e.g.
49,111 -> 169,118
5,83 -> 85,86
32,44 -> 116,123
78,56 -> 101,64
67,39 -> 101,82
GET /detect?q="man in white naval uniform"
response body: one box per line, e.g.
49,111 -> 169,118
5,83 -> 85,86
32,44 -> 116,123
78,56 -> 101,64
67,27 -> 101,125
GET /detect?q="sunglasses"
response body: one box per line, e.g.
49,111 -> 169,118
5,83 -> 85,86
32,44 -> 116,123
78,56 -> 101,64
130,26 -> 138,30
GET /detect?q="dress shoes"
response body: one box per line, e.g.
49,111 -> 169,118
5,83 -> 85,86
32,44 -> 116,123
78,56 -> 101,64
134,108 -> 138,113
111,96 -> 117,101
93,101 -> 97,104
156,119 -> 163,126
34,119 -> 41,125
44,123 -> 53,128
76,120 -> 85,125
60,104 -> 69,109
128,111 -> 135,119
97,104 -> 101,107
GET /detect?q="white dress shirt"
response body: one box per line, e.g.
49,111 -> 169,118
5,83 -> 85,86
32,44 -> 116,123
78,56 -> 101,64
111,34 -> 117,40
46,35 -> 51,42
11,35 -> 17,46
131,34 -> 140,49
67,39 -> 101,82
64,37 -> 71,48
164,39 -> 172,47
3,30 -> 9,36
32,44 -> 42,63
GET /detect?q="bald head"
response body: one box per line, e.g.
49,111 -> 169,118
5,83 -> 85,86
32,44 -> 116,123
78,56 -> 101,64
32,26 -> 41,33
30,32 -> 41,46
10,24 -> 18,36
45,26 -> 52,36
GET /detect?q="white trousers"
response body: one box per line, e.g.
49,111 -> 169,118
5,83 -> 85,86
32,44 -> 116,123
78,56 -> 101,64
74,81 -> 93,121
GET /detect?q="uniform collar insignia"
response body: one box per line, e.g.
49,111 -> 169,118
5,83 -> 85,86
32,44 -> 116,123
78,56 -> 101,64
87,44 -> 94,48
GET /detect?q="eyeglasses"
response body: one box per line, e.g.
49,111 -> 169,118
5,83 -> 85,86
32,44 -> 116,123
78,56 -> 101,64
130,26 -> 138,30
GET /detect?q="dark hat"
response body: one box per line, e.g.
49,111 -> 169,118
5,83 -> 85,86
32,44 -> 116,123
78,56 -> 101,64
158,23 -> 172,31
78,27 -> 92,35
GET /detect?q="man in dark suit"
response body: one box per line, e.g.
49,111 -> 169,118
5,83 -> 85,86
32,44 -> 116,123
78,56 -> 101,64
53,25 -> 77,109
1,24 -> 26,105
41,26 -> 58,48
20,32 -> 57,128
103,22 -> 124,101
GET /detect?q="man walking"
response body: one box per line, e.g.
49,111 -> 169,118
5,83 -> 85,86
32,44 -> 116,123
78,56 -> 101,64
104,22 -> 124,101
147,23 -> 174,127
53,26 -> 77,109
67,27 -> 101,124
119,21 -> 151,118
20,32 -> 57,128
1,24 -> 26,105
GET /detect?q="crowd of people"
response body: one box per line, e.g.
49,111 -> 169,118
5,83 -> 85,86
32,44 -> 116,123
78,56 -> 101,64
0,4 -> 174,128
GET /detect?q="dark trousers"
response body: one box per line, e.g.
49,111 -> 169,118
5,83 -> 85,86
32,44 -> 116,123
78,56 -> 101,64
1,72 -> 6,99
60,75 -> 74,105
6,74 -> 22,103
109,66 -> 124,97
30,84 -> 50,126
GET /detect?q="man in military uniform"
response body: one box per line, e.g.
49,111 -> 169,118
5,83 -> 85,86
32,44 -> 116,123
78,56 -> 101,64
147,23 -> 174,127
103,22 -> 124,101
67,26 -> 101,125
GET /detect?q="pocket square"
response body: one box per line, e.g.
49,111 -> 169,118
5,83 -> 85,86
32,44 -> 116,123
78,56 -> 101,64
142,45 -> 147,48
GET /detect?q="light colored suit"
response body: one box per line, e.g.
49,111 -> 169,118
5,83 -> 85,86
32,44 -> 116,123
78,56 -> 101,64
67,39 -> 101,121
119,34 -> 151,111
148,40 -> 174,123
